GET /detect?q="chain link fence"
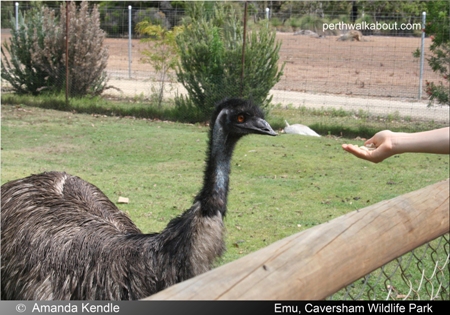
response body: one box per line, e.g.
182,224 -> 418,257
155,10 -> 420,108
329,234 -> 449,300
2,2 -> 449,122
1,2 -> 449,301
103,4 -> 449,123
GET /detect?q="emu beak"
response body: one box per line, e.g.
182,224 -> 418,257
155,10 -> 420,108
247,117 -> 278,136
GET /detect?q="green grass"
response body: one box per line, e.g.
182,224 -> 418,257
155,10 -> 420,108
1,103 -> 449,299
0,93 -> 192,122
2,93 -> 447,138
270,105 -> 447,138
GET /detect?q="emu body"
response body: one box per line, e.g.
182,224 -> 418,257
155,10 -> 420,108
1,99 -> 276,300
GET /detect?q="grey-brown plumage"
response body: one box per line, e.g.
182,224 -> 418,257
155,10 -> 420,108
1,98 -> 277,300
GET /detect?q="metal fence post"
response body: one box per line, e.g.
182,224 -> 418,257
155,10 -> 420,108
240,2 -> 248,97
419,11 -> 426,100
128,5 -> 132,79
65,1 -> 69,105
15,2 -> 19,30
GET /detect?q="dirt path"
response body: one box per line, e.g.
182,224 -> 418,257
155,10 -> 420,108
105,78 -> 449,123
2,28 -> 448,123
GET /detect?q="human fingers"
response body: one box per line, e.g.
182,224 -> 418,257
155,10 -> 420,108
343,143 -> 391,163
341,143 -> 373,160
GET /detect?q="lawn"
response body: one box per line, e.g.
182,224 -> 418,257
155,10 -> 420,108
1,103 -> 449,298
2,103 -> 448,260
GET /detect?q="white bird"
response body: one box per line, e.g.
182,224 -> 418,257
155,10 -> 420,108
283,120 -> 321,137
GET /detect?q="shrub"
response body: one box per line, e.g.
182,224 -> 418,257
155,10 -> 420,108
136,21 -> 183,107
424,0 -> 449,106
1,1 -> 109,97
298,14 -> 325,34
1,9 -> 51,95
288,17 -> 302,31
175,2 -> 284,121
425,41 -> 449,106
427,41 -> 449,107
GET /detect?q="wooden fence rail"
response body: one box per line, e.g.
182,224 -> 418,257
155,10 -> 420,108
145,178 -> 449,300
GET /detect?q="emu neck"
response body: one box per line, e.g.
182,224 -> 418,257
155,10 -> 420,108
197,118 -> 238,218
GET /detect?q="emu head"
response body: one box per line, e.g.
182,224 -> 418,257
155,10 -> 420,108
212,98 -> 277,139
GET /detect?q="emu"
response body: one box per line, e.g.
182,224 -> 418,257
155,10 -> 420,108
1,98 -> 277,300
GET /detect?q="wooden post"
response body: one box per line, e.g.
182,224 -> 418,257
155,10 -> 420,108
145,179 -> 449,300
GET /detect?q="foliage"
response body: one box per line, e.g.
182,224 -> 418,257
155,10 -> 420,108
357,0 -> 426,23
175,1 -> 284,121
424,1 -> 450,106
0,1 -> 14,28
1,1 -> 109,97
298,14 -> 326,34
287,17 -> 302,31
425,0 -> 450,46
136,21 -> 183,107
278,1 -> 350,18
1,9 -> 52,95
265,1 -> 427,36
0,92 -> 183,122
425,41 -> 450,106
3,92 -> 446,139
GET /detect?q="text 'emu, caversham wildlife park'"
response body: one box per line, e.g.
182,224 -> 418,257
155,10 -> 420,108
274,302 -> 433,314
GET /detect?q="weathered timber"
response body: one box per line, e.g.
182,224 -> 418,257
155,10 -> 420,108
144,178 -> 449,300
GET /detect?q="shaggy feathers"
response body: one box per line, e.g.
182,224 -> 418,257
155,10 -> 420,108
1,98 -> 275,300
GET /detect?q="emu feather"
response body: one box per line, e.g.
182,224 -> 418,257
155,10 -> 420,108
1,98 -> 276,300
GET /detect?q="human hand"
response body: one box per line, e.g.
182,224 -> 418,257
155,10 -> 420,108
342,130 -> 396,163
342,127 -> 449,163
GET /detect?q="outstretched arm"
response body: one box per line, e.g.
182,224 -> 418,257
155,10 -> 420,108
342,127 -> 450,163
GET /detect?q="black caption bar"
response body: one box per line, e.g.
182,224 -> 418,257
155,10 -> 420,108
0,300 -> 444,315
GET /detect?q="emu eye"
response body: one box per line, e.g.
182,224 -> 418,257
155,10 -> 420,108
237,114 -> 245,123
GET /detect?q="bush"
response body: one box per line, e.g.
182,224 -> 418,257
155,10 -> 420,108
1,1 -> 109,97
1,9 -> 51,95
424,1 -> 450,106
1,2 -> 14,28
175,2 -> 284,121
136,21 -> 182,108
425,41 -> 450,106
298,14 -> 325,34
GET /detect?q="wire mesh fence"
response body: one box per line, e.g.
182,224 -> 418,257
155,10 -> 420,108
102,4 -> 448,123
1,2 -> 449,122
328,234 -> 449,300
1,2 -> 449,301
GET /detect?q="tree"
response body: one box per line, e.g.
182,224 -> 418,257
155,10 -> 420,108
424,0 -> 449,106
136,21 -> 183,107
175,1 -> 284,121
1,1 -> 110,97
